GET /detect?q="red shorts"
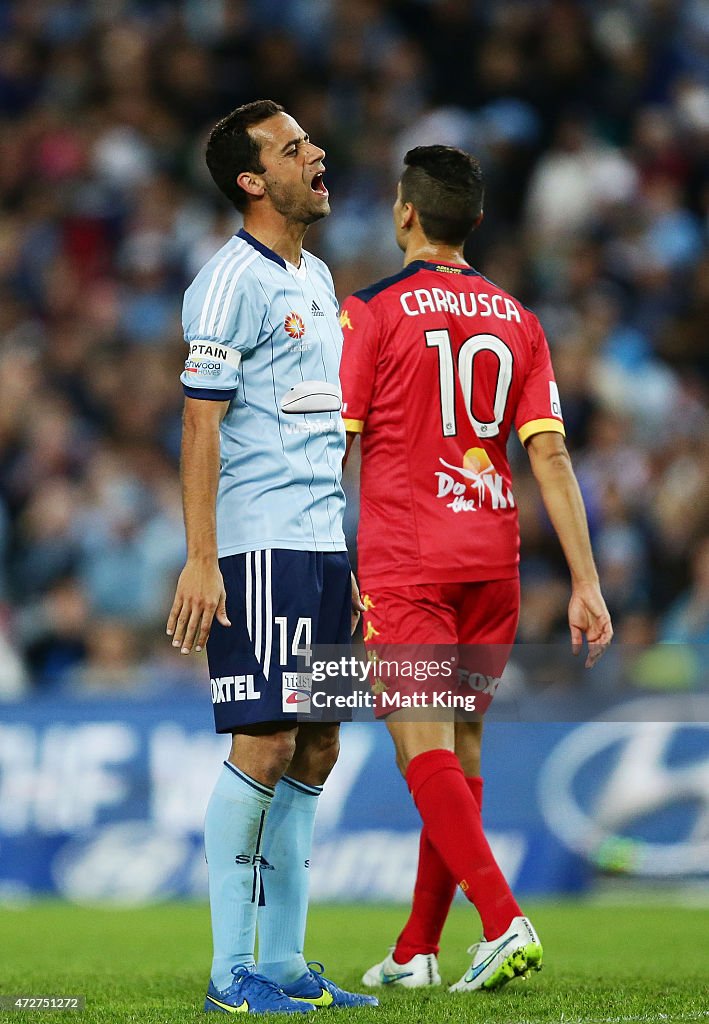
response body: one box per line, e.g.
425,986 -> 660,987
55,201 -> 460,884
360,578 -> 520,717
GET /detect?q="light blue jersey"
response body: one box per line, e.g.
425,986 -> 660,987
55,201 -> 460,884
181,229 -> 346,556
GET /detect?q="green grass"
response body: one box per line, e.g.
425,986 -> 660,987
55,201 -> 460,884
0,901 -> 707,1022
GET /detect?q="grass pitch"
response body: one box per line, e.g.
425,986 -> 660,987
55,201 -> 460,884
0,901 -> 706,1022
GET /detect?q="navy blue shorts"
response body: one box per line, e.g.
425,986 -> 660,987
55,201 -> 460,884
207,549 -> 352,732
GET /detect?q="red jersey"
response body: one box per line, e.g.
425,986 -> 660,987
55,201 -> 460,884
340,260 -> 565,587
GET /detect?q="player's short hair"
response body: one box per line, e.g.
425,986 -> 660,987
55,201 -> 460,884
206,100 -> 285,212
401,146 -> 484,245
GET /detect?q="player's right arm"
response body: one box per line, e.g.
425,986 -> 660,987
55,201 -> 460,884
167,397 -> 232,655
516,314 -> 611,666
526,431 -> 613,667
167,250 -> 262,655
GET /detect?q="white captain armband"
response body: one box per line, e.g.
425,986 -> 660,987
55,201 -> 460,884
185,341 -> 242,370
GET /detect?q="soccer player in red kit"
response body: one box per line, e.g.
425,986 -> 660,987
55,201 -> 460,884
340,146 -> 612,993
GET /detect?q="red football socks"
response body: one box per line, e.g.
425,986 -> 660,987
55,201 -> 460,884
394,775 -> 483,962
402,749 -> 521,945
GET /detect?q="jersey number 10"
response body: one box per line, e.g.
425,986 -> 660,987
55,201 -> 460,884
425,330 -> 513,439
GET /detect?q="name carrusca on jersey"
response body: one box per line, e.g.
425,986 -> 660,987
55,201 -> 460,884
400,288 -> 521,322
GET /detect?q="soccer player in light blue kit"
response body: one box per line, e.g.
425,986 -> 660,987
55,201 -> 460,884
167,100 -> 377,1015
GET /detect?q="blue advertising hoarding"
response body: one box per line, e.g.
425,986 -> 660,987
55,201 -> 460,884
0,696 -> 707,903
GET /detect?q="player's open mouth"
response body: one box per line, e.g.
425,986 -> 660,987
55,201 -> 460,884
311,172 -> 328,196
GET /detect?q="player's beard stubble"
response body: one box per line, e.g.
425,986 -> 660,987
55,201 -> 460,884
265,177 -> 330,226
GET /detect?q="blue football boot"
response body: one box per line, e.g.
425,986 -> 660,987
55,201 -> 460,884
204,965 -> 316,1014
282,961 -> 379,1008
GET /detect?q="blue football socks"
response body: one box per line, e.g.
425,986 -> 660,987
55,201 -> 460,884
204,761 -> 274,991
256,775 -> 322,986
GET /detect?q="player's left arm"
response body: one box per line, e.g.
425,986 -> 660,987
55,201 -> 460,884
343,427 -> 365,630
339,295 -> 378,461
350,571 -> 365,634
340,294 -> 379,631
343,430 -> 358,467
526,431 -> 613,667
345,431 -> 365,631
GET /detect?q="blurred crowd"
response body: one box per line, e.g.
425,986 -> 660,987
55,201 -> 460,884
0,0 -> 707,697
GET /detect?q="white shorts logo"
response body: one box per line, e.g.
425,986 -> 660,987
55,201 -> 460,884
211,675 -> 261,703
282,672 -> 312,713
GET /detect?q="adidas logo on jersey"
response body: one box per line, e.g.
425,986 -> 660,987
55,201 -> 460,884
311,300 -> 325,317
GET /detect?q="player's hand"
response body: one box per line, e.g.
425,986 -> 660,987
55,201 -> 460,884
568,582 -> 613,668
166,559 -> 231,655
351,572 -> 366,635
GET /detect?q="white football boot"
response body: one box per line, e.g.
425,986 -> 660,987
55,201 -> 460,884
362,946 -> 441,989
449,915 -> 543,992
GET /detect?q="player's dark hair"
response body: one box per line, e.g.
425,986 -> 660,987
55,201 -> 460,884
401,145 -> 484,245
206,100 -> 285,212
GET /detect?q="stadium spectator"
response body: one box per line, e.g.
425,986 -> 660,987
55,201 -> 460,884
61,617 -> 149,697
0,0 -> 706,689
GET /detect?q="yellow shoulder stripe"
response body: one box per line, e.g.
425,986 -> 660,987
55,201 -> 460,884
518,418 -> 566,445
